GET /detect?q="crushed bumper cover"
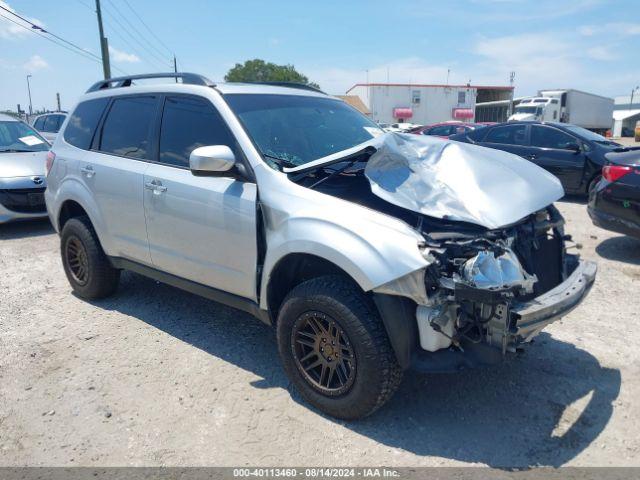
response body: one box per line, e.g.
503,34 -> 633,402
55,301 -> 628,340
510,259 -> 597,342
410,259 -> 597,373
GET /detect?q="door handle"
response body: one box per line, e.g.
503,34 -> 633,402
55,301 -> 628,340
80,165 -> 95,177
144,180 -> 167,194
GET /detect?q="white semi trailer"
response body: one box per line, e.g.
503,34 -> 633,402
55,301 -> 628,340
508,89 -> 613,133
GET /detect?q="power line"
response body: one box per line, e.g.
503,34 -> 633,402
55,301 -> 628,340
74,0 -> 166,72
103,0 -> 171,69
0,6 -> 128,75
120,0 -> 173,56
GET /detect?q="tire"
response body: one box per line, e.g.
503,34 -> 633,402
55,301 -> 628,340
60,216 -> 120,299
276,275 -> 402,420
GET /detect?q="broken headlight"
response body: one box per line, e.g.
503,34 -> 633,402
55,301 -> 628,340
461,248 -> 536,293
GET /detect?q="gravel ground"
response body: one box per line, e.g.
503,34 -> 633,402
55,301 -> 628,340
0,200 -> 638,467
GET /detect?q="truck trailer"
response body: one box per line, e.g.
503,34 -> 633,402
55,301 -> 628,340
508,89 -> 614,134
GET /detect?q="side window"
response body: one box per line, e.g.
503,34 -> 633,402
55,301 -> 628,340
43,115 -> 58,132
427,125 -> 452,136
52,115 -> 65,132
64,98 -> 109,150
158,96 -> 237,168
34,117 -> 45,130
531,126 -> 576,149
458,91 -> 466,104
99,96 -> 157,159
483,124 -> 527,145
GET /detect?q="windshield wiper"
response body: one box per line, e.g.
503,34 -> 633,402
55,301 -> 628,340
0,148 -> 33,153
261,152 -> 300,170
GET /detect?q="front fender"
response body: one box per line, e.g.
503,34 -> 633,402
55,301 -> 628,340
259,214 -> 428,310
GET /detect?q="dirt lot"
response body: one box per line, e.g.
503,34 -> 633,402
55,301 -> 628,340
1,200 -> 639,467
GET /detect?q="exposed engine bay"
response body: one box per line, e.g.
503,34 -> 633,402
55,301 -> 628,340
287,136 -> 585,361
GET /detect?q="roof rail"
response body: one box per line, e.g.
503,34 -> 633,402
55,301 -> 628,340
240,81 -> 325,94
86,72 -> 215,93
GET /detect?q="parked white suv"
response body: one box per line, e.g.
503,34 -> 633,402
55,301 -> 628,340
45,73 -> 596,419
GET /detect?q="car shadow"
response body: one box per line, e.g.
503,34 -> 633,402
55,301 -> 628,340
596,235 -> 640,265
0,218 -> 53,240
558,195 -> 587,205
90,272 -> 620,468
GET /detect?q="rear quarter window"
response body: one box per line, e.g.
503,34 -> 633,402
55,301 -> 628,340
63,98 -> 109,149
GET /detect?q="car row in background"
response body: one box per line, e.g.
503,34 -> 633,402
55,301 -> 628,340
589,149 -> 640,240
408,121 -> 488,138
0,113 -> 50,223
30,111 -> 67,143
450,121 -> 623,196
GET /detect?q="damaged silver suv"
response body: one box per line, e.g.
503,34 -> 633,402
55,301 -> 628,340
45,73 -> 596,419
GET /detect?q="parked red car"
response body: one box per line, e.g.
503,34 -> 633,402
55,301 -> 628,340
410,122 -> 486,139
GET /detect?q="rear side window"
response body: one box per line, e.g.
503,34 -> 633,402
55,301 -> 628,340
483,124 -> 527,145
158,96 -> 237,167
43,115 -> 62,133
33,117 -> 45,130
531,125 -> 576,150
99,96 -> 156,159
64,98 -> 109,149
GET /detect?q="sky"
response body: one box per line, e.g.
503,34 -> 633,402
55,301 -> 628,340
0,0 -> 638,112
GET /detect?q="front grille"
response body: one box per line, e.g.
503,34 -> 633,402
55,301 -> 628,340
0,187 -> 47,214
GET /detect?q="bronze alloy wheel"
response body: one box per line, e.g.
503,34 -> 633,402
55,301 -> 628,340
65,236 -> 90,286
291,311 -> 356,395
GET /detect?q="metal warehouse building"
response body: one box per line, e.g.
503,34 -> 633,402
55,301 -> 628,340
345,83 -> 513,125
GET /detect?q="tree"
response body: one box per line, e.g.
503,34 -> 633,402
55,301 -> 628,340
224,59 -> 320,89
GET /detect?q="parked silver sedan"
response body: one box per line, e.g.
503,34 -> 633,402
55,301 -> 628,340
0,113 -> 50,223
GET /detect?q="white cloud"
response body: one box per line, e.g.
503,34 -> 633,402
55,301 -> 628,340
579,22 -> 640,37
23,54 -> 48,72
108,46 -> 140,64
0,1 -> 45,40
586,46 -> 616,61
268,38 -> 281,46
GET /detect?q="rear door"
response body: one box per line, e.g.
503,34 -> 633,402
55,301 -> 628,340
84,94 -> 158,263
478,123 -> 531,156
143,94 -> 258,300
529,125 -> 585,191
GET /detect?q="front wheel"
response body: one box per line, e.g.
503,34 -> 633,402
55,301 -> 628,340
276,275 -> 402,420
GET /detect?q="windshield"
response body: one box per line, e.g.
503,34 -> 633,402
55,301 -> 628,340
515,106 -> 543,115
563,125 -> 617,145
225,94 -> 382,168
0,120 -> 49,153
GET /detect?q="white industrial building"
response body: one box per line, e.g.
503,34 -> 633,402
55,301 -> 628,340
345,83 -> 513,125
612,94 -> 640,137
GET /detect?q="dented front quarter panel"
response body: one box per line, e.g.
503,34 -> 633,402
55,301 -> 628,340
254,162 -> 430,310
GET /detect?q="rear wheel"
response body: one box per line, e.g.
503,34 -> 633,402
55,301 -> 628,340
276,275 -> 402,420
60,217 -> 120,299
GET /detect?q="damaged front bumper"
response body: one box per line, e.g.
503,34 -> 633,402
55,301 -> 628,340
510,259 -> 597,342
409,259 -> 597,373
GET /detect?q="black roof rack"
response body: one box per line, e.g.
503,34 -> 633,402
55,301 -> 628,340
86,72 -> 215,93
239,81 -> 325,94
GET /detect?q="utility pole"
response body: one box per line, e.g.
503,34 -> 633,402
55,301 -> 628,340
26,75 -> 33,116
629,86 -> 639,110
508,71 -> 516,118
56,92 -> 61,111
95,0 -> 111,79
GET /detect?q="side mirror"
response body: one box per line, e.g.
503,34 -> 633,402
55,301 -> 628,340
565,142 -> 581,153
189,145 -> 236,175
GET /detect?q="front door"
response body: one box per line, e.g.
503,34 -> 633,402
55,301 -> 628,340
529,125 -> 585,192
143,95 -> 258,300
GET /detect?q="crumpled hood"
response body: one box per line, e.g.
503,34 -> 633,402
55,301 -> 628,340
0,151 -> 48,178
364,133 -> 564,229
